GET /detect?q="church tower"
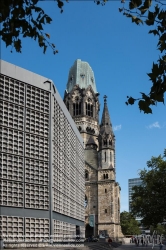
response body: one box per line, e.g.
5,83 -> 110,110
64,59 -> 122,239
63,59 -> 100,147
97,96 -> 120,238
98,95 -> 115,170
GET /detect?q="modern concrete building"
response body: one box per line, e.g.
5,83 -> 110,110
0,60 -> 85,243
64,59 -> 123,239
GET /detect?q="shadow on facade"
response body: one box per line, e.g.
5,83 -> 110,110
85,224 -> 94,238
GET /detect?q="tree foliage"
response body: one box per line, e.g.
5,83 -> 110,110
120,211 -> 141,235
150,224 -> 166,236
1,0 -> 166,114
131,149 -> 166,227
118,0 -> 166,113
0,0 -> 63,54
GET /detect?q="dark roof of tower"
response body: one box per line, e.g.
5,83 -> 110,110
100,95 -> 113,135
86,136 -> 97,146
66,59 -> 98,93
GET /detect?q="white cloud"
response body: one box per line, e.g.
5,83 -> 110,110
113,125 -> 122,131
147,121 -> 160,129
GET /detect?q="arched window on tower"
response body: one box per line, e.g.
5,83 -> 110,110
103,140 -> 107,146
86,101 -> 93,117
73,102 -> 81,116
109,140 -> 112,146
85,170 -> 89,180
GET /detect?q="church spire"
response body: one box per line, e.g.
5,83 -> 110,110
98,95 -> 115,151
100,95 -> 113,132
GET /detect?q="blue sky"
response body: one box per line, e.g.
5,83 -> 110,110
1,0 -> 166,212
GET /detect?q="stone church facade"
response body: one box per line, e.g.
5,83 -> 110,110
64,59 -> 122,239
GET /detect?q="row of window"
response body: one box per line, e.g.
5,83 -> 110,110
85,172 -> 109,180
66,102 -> 93,117
103,140 -> 112,146
104,152 -> 112,162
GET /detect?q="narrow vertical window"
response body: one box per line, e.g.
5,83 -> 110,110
103,174 -> 105,179
105,209 -> 107,213
110,152 -> 112,161
79,102 -> 81,115
85,171 -> 89,180
109,140 -> 112,145
105,152 -> 106,162
105,189 -> 107,193
104,140 -> 107,146
91,105 -> 93,117
73,102 -> 81,116
86,102 -> 93,117
88,103 -> 90,116
73,103 -> 75,116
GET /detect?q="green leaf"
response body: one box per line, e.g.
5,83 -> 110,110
138,6 -> 148,14
150,92 -> 164,103
149,29 -> 159,36
32,0 -> 38,4
148,11 -> 154,20
138,100 -> 152,113
129,0 -> 142,9
132,16 -> 143,25
39,16 -> 45,24
128,97 -> 135,105
144,0 -> 152,8
124,13 -> 133,18
57,0 -> 64,9
158,10 -> 166,20
14,39 -> 22,53
43,45 -> 47,54
38,35 -> 44,44
45,33 -> 50,39
45,16 -> 52,24
34,7 -> 42,12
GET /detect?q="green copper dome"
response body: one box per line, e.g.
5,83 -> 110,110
66,59 -> 97,93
